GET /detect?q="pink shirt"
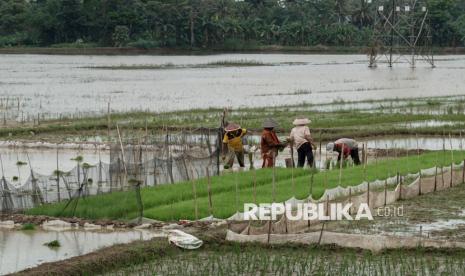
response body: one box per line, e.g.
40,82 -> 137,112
289,126 -> 313,149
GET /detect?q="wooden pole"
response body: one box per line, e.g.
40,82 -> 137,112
253,169 -> 257,205
384,179 -> 387,206
116,124 -> 128,176
267,220 -> 272,243
398,172 -> 402,200
272,152 -> 276,203
462,159 -> 465,184
367,182 -> 370,208
107,101 -> 111,138
291,146 -> 295,197
206,167 -> 213,216
318,130 -> 322,170
419,171 -> 422,195
338,143 -> 344,186
318,223 -> 325,245
310,166 -> 314,196
191,172 -> 198,220
235,172 -> 239,213
449,133 -> 454,164
56,147 -> 61,202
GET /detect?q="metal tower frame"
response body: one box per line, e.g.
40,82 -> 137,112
368,0 -> 435,68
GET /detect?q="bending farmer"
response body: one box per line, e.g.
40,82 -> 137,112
288,116 -> 316,168
326,138 -> 361,165
223,123 -> 247,169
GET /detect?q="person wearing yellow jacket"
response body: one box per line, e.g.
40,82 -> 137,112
222,123 -> 247,169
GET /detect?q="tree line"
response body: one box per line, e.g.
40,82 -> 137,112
0,0 -> 464,49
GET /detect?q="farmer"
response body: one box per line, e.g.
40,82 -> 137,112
260,118 -> 285,168
326,138 -> 361,165
288,116 -> 316,168
222,123 -> 247,169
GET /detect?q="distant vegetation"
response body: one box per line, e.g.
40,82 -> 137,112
0,0 -> 464,49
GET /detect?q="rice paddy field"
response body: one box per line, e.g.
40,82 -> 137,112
105,244 -> 465,276
3,53 -> 465,275
27,150 -> 465,221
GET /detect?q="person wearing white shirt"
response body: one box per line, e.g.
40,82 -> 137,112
288,116 -> 315,168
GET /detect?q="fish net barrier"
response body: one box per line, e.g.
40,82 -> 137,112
0,128 -> 221,213
226,162 -> 465,248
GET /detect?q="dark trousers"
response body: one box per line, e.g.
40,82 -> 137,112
297,142 -> 314,168
337,148 -> 361,165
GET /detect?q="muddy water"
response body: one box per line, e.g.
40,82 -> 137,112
0,146 -> 109,186
364,136 -> 464,151
1,54 -> 465,120
0,229 -> 164,275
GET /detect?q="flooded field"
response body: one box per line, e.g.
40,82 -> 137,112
1,54 -> 465,120
0,135 -> 461,186
0,146 -> 108,186
0,228 -> 164,275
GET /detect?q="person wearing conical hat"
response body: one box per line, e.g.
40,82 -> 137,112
222,123 -> 247,169
260,118 -> 285,168
288,116 -> 315,168
326,138 -> 361,165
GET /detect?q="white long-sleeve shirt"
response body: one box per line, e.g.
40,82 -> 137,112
289,126 -> 313,150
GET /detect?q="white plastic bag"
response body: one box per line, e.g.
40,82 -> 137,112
168,230 -> 203,250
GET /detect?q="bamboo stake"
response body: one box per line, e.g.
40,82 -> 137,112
338,143 -> 344,186
235,172 -> 239,213
309,167 -> 314,196
206,167 -> 213,216
272,152 -> 276,203
267,220 -> 272,243
348,187 -> 352,215
253,169 -> 257,205
107,101 -> 111,138
462,158 -> 465,184
116,124 -> 128,176
318,223 -> 325,245
398,172 -> 402,200
374,140 -> 378,180
291,146 -> 295,197
318,130 -> 322,170
191,171 -> 198,220
449,133 -> 454,164
56,147 -> 61,202
384,179 -> 387,206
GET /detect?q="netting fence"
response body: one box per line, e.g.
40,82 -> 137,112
0,128 -> 221,213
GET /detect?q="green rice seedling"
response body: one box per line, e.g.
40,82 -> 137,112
21,223 -> 35,231
28,151 -> 465,221
44,240 -> 61,248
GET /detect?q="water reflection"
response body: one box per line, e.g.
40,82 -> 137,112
0,229 -> 164,275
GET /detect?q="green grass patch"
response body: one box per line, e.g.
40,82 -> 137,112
27,150 -> 465,221
21,223 -> 36,231
44,240 -> 61,248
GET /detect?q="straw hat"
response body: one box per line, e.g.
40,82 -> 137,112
326,142 -> 335,152
292,116 -> 311,126
225,123 -> 241,132
262,118 -> 279,128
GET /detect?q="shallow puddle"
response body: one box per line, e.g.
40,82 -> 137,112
0,229 -> 165,275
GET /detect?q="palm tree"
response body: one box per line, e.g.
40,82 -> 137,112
352,0 -> 373,28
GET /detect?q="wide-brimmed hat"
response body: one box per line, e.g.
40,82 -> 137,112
225,123 -> 241,132
293,116 -> 311,126
326,142 -> 335,152
262,118 -> 279,128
